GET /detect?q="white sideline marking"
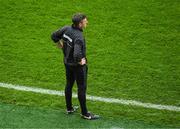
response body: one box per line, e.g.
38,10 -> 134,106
0,82 -> 180,112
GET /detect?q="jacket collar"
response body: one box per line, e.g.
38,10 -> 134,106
72,24 -> 83,32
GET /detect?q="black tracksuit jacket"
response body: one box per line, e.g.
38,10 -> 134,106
51,25 -> 86,65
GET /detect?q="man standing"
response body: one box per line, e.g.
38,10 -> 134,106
51,13 -> 99,120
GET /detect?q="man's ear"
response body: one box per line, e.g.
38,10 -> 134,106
79,22 -> 83,28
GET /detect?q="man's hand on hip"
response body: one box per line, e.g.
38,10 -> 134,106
79,58 -> 86,65
56,40 -> 63,49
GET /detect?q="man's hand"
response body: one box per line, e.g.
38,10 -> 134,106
56,40 -> 63,49
79,58 -> 86,65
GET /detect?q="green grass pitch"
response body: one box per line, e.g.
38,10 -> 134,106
0,0 -> 179,128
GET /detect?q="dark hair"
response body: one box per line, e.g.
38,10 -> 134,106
72,13 -> 87,26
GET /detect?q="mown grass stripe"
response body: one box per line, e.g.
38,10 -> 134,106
0,82 -> 179,112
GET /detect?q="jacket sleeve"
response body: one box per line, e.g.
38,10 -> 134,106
73,39 -> 83,63
51,26 -> 68,43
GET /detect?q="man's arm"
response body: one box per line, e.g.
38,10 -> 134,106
73,39 -> 86,65
51,26 -> 68,43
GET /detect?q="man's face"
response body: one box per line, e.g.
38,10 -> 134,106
79,18 -> 88,29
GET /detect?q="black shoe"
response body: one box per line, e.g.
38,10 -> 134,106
66,106 -> 79,114
81,112 -> 100,120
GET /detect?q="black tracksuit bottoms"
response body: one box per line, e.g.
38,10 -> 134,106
65,64 -> 88,115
